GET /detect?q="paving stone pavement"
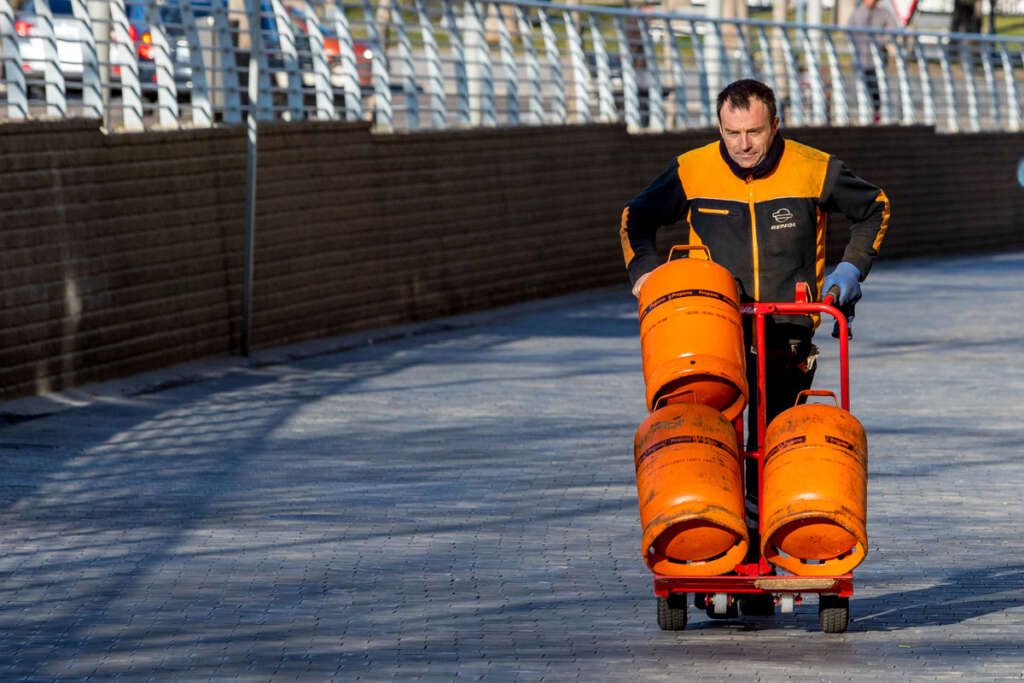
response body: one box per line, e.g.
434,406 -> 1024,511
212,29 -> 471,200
2,251 -> 1024,681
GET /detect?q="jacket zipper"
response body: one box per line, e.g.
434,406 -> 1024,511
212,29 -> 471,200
747,175 -> 759,301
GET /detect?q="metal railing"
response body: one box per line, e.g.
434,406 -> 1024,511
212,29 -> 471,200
2,0 -> 1022,133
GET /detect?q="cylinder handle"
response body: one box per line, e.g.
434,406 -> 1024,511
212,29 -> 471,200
795,390 -> 839,407
667,244 -> 712,262
653,389 -> 698,411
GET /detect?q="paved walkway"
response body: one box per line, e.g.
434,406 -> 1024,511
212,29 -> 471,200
2,251 -> 1024,680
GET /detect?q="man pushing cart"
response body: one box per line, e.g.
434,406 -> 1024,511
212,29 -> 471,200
620,79 -> 890,632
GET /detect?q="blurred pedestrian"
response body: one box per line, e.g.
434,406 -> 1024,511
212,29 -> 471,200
846,0 -> 900,121
950,0 -> 983,33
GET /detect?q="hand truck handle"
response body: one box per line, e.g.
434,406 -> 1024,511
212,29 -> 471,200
822,284 -> 841,306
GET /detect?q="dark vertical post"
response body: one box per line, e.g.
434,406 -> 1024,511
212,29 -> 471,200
241,0 -> 260,358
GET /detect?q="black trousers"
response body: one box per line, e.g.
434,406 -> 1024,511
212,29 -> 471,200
742,320 -> 818,556
743,320 -> 818,450
864,68 -> 880,117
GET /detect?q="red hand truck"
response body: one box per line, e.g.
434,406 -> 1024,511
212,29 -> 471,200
653,283 -> 855,633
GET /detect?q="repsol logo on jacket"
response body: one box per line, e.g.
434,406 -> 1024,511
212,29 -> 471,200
770,208 -> 796,230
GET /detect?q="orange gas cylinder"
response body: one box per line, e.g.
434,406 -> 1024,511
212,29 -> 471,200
637,245 -> 747,420
634,402 -> 749,576
761,391 -> 868,577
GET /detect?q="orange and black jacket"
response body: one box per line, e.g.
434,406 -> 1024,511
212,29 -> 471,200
620,134 -> 890,324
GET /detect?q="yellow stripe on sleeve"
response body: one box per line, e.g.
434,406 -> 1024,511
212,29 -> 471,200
620,206 -> 635,267
872,190 -> 891,253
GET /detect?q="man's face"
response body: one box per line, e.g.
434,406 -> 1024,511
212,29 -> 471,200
718,98 -> 779,169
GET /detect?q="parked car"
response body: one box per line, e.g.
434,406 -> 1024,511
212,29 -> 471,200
15,0 -> 87,84
284,4 -> 374,94
127,0 -> 215,92
18,0 -> 174,93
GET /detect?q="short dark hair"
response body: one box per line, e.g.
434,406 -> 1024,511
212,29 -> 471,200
716,79 -> 777,122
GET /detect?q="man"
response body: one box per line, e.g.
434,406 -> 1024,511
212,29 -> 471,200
846,0 -> 900,121
620,79 -> 889,608
950,0 -> 982,33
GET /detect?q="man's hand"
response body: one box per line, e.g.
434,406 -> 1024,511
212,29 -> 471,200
631,272 -> 651,298
822,262 -> 862,307
823,262 -> 861,339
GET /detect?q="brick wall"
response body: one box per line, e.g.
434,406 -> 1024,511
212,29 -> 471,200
0,120 -> 245,399
1,119 -> 1022,400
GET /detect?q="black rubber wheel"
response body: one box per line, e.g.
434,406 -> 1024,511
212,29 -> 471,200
657,594 -> 688,631
818,595 -> 850,633
740,593 -> 775,617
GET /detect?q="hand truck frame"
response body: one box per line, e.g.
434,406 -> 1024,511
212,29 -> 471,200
652,283 -> 855,633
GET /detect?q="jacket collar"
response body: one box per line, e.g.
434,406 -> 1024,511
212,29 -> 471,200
719,132 -> 785,180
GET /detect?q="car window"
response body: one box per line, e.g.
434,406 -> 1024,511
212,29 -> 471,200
161,1 -> 214,21
24,0 -> 75,14
49,0 -> 74,14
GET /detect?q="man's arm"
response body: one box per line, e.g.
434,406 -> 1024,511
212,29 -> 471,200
820,158 -> 890,279
620,158 -> 688,289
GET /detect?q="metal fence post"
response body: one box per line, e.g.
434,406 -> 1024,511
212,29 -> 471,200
35,0 -> 69,118
640,16 -> 663,131
110,0 -> 144,130
180,0 -> 213,127
145,0 -> 180,127
823,31 -> 848,126
211,0 -> 242,124
999,42 -> 1020,132
912,38 -> 935,127
979,41 -> 999,130
363,0 -> 392,130
564,9 -> 589,123
270,0 -> 302,120
589,15 -> 615,123
326,0 -> 362,122
958,39 -> 980,132
302,0 -> 337,121
68,0 -> 101,119
666,19 -> 690,129
615,15 -> 639,131
938,39 -> 959,132
515,6 -> 542,125
391,0 -> 421,128
0,0 -> 29,120
799,26 -> 826,125
442,0 -> 470,126
539,9 -> 565,124
241,0 -> 261,359
464,0 -> 494,126
415,0 -> 445,128
892,36 -> 913,125
777,26 -> 803,125
494,2 -> 519,126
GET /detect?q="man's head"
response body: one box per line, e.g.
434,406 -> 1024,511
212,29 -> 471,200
716,79 -> 780,169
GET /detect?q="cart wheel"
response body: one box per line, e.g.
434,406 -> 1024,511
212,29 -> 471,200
818,595 -> 850,633
705,592 -> 739,619
657,594 -> 688,631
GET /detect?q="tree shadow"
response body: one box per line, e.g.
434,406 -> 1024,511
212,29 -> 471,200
850,564 -> 1024,631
